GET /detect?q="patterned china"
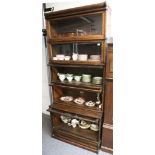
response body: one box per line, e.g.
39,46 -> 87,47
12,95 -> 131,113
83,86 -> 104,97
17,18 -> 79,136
78,120 -> 90,129
74,97 -> 85,105
60,115 -> 71,124
90,124 -> 99,131
60,96 -> 73,102
92,77 -> 103,85
85,101 -> 95,107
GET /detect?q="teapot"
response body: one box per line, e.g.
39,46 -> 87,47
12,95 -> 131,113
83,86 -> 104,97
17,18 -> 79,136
68,119 -> 79,128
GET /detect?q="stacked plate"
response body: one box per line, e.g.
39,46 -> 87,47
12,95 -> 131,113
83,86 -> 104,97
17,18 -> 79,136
78,54 -> 88,61
78,120 -> 90,129
90,55 -> 100,61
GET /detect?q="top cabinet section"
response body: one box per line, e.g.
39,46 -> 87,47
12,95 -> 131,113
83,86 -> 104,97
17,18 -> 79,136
45,2 -> 111,42
48,13 -> 103,37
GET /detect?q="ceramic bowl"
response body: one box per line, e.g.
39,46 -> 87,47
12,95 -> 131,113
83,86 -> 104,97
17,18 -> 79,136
74,75 -> 81,82
78,54 -> 88,61
92,77 -> 103,84
64,56 -> 71,61
53,57 -> 57,60
90,55 -> 100,60
56,54 -> 65,60
82,74 -> 91,83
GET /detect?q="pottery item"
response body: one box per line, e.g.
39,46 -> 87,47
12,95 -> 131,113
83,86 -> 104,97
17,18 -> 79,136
90,55 -> 100,61
67,76 -> 73,82
78,54 -> 88,61
53,57 -> 57,60
70,119 -> 79,128
78,120 -> 90,129
74,75 -> 81,82
57,73 -> 66,81
60,96 -> 73,102
95,93 -> 101,105
82,74 -> 91,83
60,115 -> 71,124
66,74 -> 73,82
56,54 -> 65,60
74,97 -> 85,105
90,124 -> 99,131
98,104 -> 102,109
92,77 -> 103,85
72,53 -> 78,61
64,56 -> 71,61
85,101 -> 95,107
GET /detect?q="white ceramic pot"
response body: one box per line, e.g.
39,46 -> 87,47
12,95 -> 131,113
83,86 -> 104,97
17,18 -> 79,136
57,73 -> 66,81
78,54 -> 88,61
67,76 -> 73,82
71,119 -> 79,128
72,53 -> 78,61
56,54 -> 65,60
64,56 -> 71,61
74,75 -> 81,82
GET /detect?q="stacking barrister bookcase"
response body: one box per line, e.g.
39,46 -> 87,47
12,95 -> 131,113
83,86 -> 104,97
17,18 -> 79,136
44,2 -> 112,153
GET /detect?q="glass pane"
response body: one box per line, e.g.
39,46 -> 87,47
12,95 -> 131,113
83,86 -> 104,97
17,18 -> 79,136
50,13 -> 102,37
52,42 -> 102,61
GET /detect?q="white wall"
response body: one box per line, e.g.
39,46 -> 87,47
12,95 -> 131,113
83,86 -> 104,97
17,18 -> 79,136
42,0 -> 112,115
46,0 -> 105,12
42,37 -> 50,115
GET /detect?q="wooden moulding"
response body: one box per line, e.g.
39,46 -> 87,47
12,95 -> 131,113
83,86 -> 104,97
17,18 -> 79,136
48,35 -> 105,43
50,81 -> 103,93
49,101 -> 103,119
101,124 -> 113,154
53,130 -> 99,153
49,60 -> 104,66
48,108 -> 99,123
44,2 -> 108,20
48,63 -> 104,69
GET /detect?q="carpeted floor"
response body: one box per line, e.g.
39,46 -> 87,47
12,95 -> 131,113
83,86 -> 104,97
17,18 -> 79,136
42,114 -> 112,155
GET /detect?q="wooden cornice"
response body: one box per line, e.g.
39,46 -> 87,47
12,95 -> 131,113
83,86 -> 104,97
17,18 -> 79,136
44,2 -> 109,20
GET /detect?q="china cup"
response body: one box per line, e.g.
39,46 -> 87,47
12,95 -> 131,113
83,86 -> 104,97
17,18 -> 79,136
57,73 -> 66,81
74,75 -> 81,82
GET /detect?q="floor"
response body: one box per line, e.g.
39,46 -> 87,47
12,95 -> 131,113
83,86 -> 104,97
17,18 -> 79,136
42,114 -> 111,155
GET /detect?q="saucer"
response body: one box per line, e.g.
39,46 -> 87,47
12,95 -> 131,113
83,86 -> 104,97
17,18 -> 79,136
60,96 -> 73,102
74,97 -> 85,105
85,101 -> 95,107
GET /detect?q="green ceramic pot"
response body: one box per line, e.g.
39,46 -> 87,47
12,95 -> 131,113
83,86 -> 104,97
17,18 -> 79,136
92,77 -> 103,84
82,74 -> 91,83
